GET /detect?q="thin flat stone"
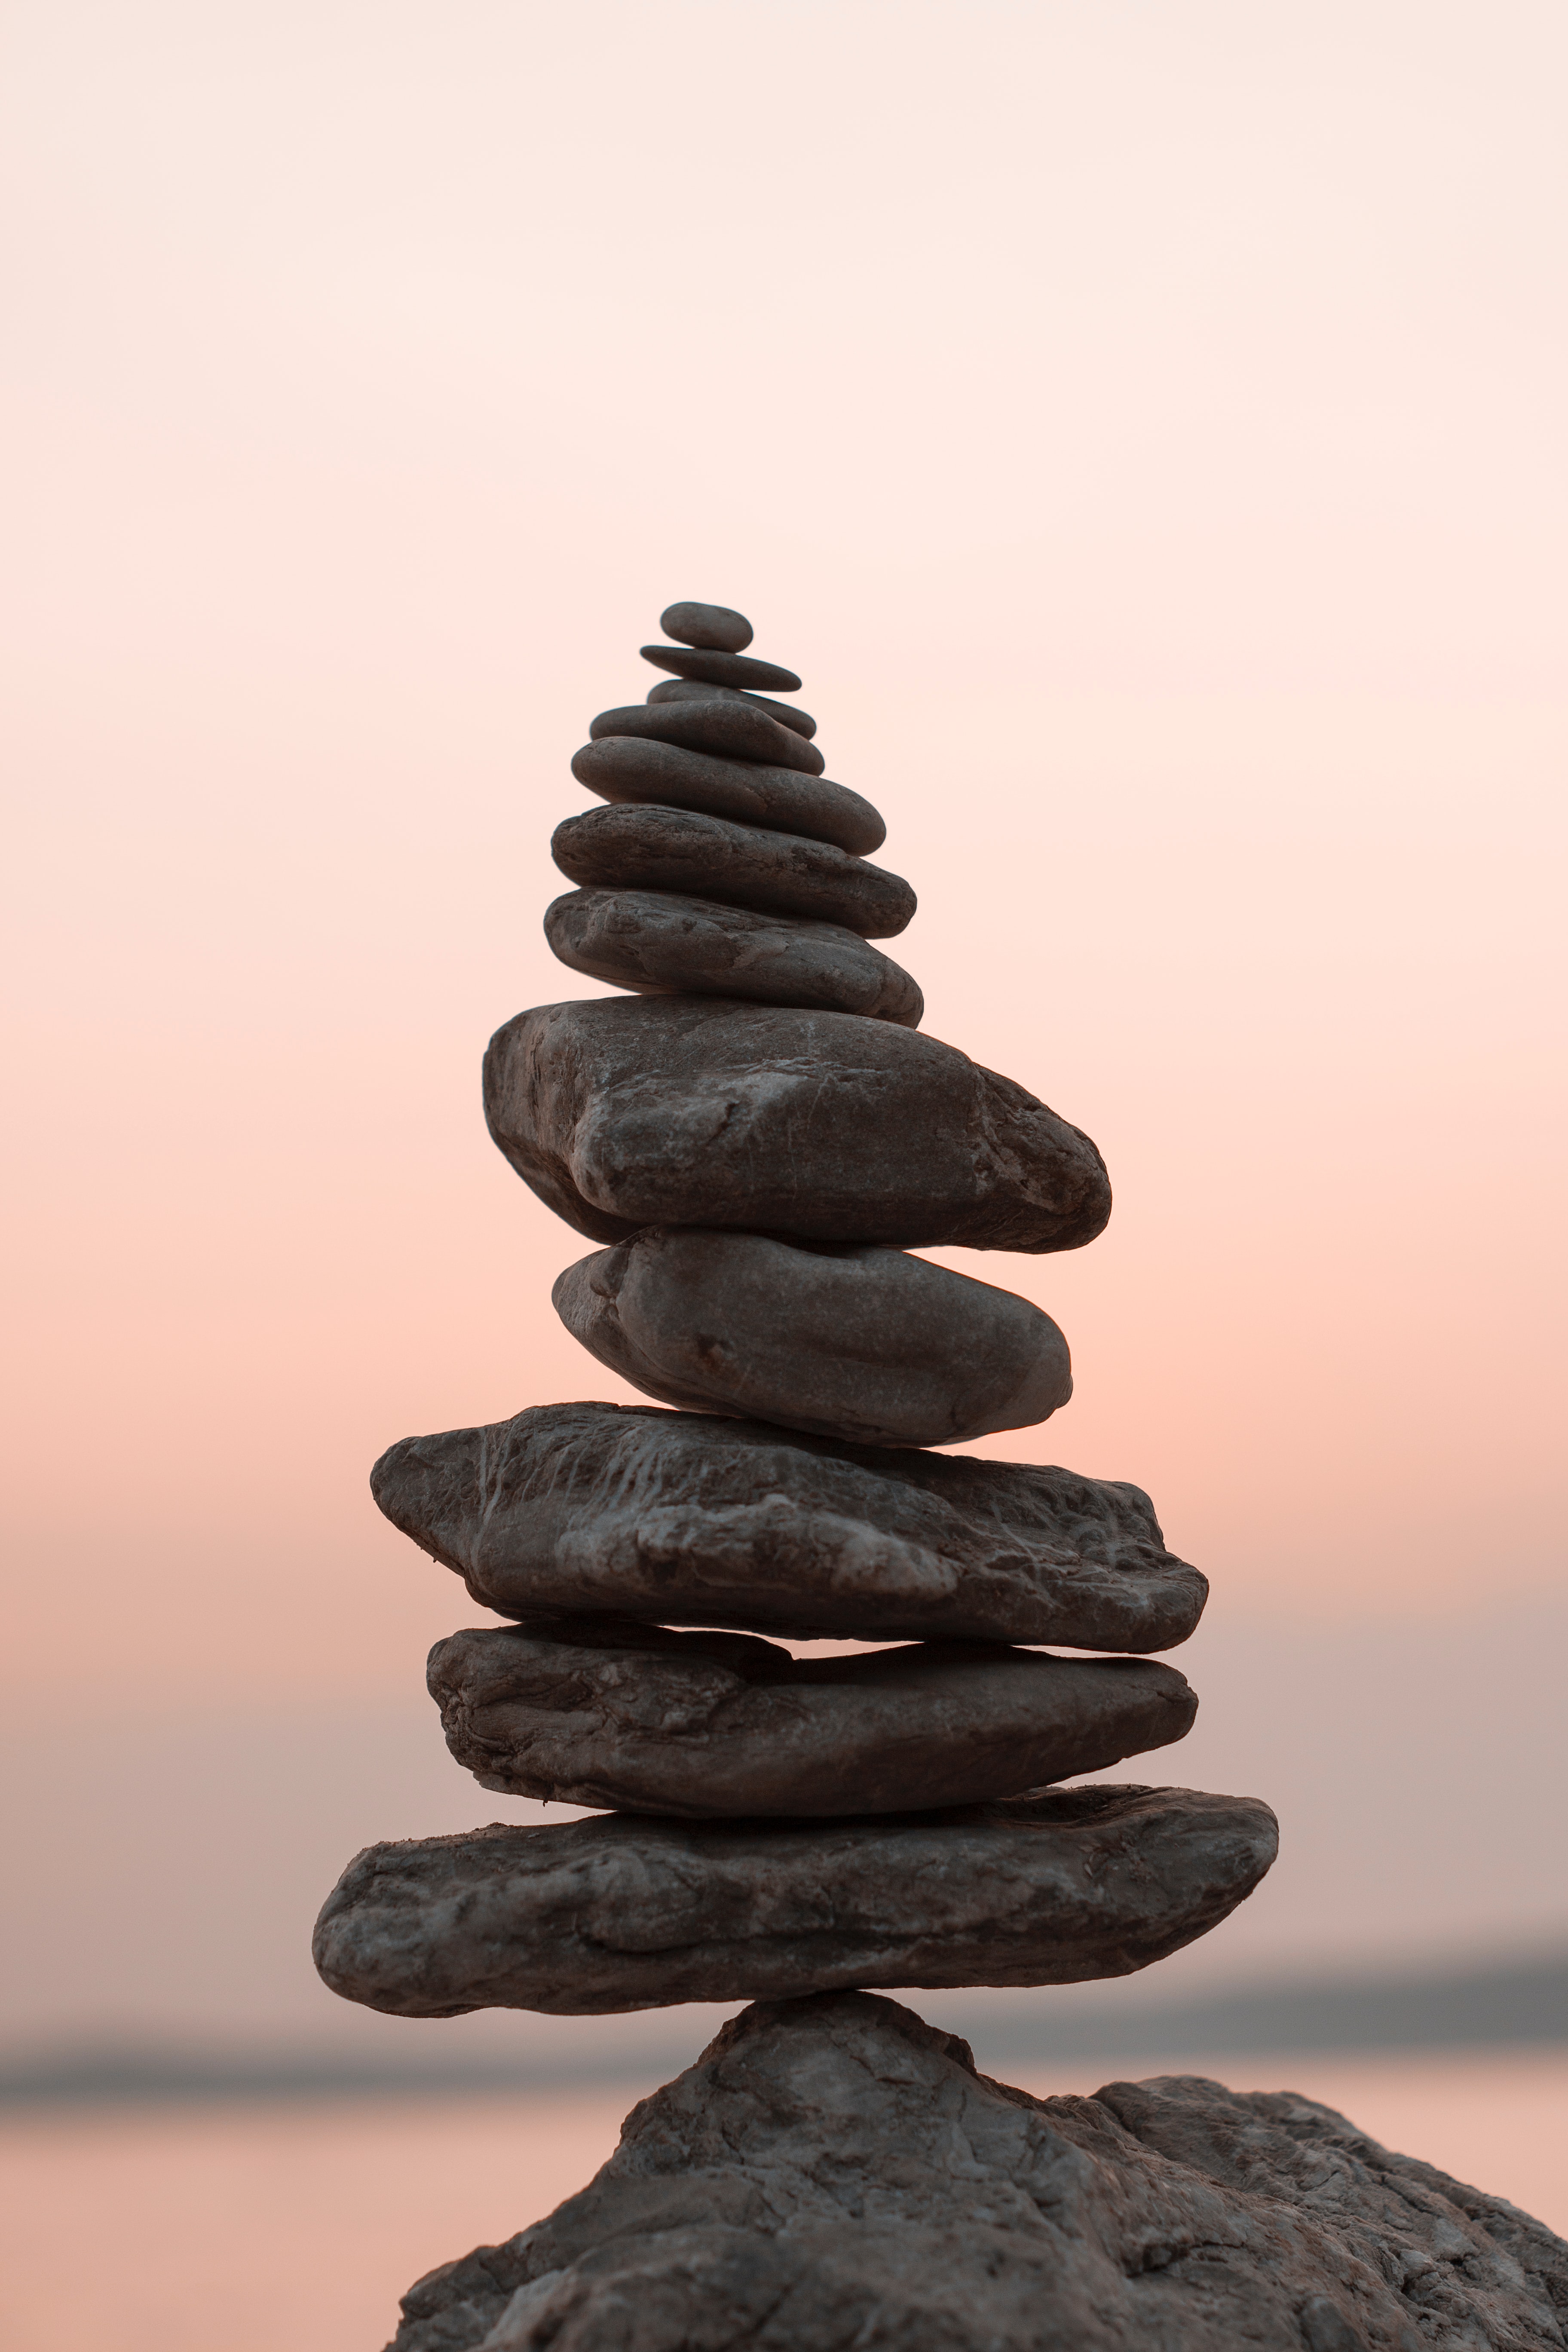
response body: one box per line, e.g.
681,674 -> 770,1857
550,805 -> 914,937
369,1401 -> 1207,1649
658,600 -> 752,652
483,998 -> 1111,1251
553,1231 -> 1070,1446
379,1990 -> 1568,2352
543,891 -> 922,1026
572,736 -> 882,855
588,701 -> 825,777
642,643 -> 803,692
428,1620 -> 1197,1816
648,678 -> 817,740
312,1785 -> 1279,2016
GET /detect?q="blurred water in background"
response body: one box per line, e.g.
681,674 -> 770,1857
3,2050 -> 1563,2352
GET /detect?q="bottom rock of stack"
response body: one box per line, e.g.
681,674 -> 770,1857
385,1991 -> 1567,2352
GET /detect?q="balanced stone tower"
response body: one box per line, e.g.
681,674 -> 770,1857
314,608 -> 1565,2351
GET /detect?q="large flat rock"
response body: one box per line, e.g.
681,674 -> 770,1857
371,1402 -> 1207,1648
552,1230 -> 1070,1446
384,1990 -> 1568,2352
428,1620 -> 1197,1816
544,891 -> 922,1026
313,1784 -> 1278,2017
550,803 -> 915,935
483,997 -> 1111,1251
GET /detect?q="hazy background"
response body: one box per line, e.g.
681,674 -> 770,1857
3,0 -> 1565,2096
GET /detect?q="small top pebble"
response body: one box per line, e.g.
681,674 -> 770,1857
660,602 -> 753,654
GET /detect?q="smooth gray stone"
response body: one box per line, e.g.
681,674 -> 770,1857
588,700 -> 825,776
658,599 -> 752,652
312,1785 -> 1278,2017
380,1992 -> 1568,2352
641,643 -> 803,692
543,891 -> 922,1027
428,1620 -> 1197,1816
369,1402 -> 1208,1649
483,998 -> 1111,1252
551,805 -> 914,937
553,1231 -> 1070,1446
572,736 -> 882,854
647,677 -> 817,739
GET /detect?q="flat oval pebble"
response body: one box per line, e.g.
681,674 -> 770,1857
658,600 -> 753,652
641,643 -> 802,693
312,1784 -> 1277,2015
551,805 -> 915,937
553,1231 -> 1069,1446
428,1620 -> 1196,1816
543,891 -> 922,1026
484,998 -> 1111,1251
371,1401 -> 1207,1649
572,736 -> 883,855
588,701 -> 825,777
647,678 -> 817,739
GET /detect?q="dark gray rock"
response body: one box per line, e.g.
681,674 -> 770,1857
369,1401 -> 1207,1648
483,997 -> 1111,1252
588,700 -> 825,777
642,643 -> 802,692
658,600 -> 752,652
543,892 -> 922,1026
382,1991 -> 1568,2352
428,1619 -> 1197,1816
571,735 -> 882,854
553,1230 -> 1071,1446
313,1784 -> 1278,2017
550,804 -> 914,937
647,677 -> 817,739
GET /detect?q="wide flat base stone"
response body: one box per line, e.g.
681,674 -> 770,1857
312,1783 -> 1277,2017
427,1619 -> 1197,1816
387,1991 -> 1568,2352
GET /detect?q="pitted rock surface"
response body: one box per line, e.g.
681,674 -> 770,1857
544,892 -> 922,1026
647,677 -> 817,738
588,699 -> 825,776
428,1620 -> 1196,1816
312,1785 -> 1277,2016
640,642 -> 802,692
571,734 -> 882,853
550,804 -> 914,935
370,1402 -> 1207,1649
383,1991 -> 1568,2352
552,1229 -> 1070,1445
658,600 -> 753,652
483,997 -> 1111,1251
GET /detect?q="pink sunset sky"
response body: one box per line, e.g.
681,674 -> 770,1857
3,0 -> 1565,2064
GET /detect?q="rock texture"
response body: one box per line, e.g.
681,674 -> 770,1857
552,1229 -> 1072,1446
550,803 -> 914,935
571,734 -> 882,853
312,1785 -> 1278,2016
428,1620 -> 1197,1816
648,676 -> 817,738
371,1401 -> 1208,1649
641,641 -> 802,692
543,891 -> 923,1025
384,1991 -> 1568,2352
588,698 -> 825,775
658,599 -> 753,652
483,997 -> 1112,1251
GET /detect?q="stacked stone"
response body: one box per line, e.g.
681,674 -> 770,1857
313,601 -> 1277,2023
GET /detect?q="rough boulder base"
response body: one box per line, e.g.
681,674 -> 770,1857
550,803 -> 914,935
428,1620 -> 1197,1816
370,1402 -> 1208,1649
551,1229 -> 1072,1446
483,997 -> 1112,1252
543,891 -> 923,1026
312,1783 -> 1277,2016
385,1991 -> 1568,2352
